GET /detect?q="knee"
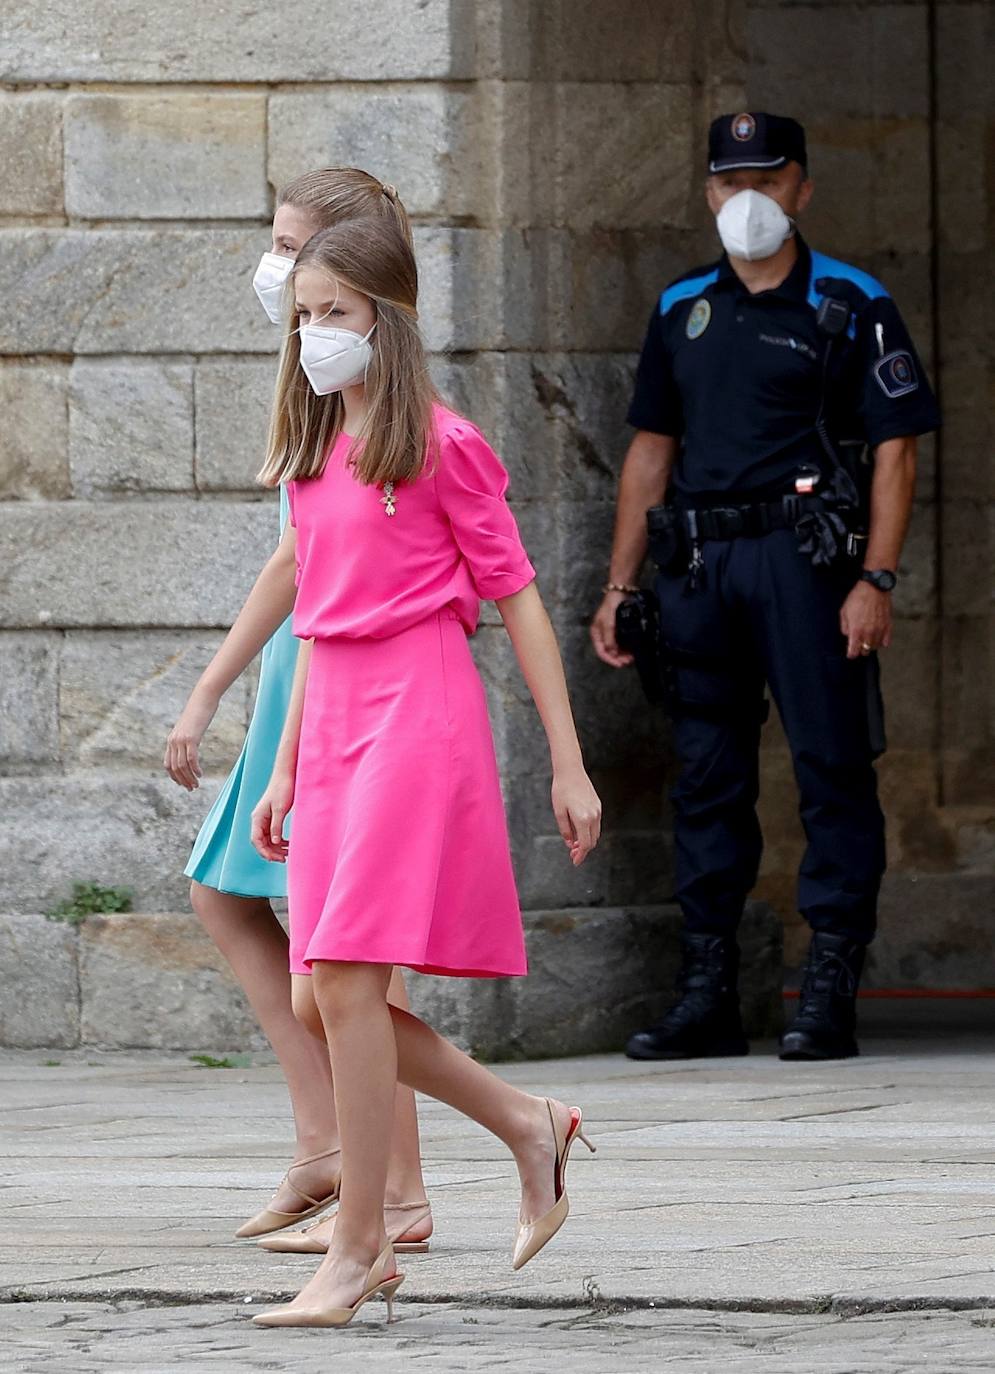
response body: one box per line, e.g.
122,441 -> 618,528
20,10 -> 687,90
291,979 -> 325,1039
312,961 -> 390,1028
189,880 -> 221,933
386,967 -> 410,1013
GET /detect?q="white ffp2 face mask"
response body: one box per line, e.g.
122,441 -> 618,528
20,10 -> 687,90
252,252 -> 294,324
298,322 -> 377,396
716,189 -> 794,262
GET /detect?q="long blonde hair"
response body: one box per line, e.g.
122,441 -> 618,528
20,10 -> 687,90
257,218 -> 437,489
278,166 -> 414,250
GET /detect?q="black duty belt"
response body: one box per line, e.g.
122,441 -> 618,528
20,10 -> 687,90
675,492 -> 827,542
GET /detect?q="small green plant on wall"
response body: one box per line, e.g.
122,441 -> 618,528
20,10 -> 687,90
46,882 -> 133,925
188,1053 -> 253,1069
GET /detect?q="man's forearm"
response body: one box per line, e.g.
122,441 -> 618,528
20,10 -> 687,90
609,431 -> 677,584
864,435 -> 917,571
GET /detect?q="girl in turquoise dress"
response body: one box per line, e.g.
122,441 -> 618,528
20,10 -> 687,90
165,169 -> 432,1254
184,485 -> 296,901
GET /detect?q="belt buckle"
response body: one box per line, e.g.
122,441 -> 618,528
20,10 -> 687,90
713,506 -> 741,537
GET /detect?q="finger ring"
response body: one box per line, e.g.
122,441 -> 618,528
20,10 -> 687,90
860,642 -> 873,653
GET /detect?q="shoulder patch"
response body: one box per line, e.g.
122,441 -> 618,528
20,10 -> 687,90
873,350 -> 919,399
686,298 -> 711,340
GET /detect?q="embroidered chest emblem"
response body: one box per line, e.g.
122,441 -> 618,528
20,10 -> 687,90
686,298 -> 712,340
380,481 -> 397,516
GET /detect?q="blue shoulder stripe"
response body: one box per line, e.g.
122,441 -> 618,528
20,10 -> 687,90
659,269 -> 719,317
807,250 -> 890,312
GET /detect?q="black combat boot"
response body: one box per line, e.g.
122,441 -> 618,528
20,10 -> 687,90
779,931 -> 866,1061
625,932 -> 750,1060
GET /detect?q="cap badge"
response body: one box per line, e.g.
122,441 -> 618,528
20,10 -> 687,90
686,298 -> 712,341
731,112 -> 756,142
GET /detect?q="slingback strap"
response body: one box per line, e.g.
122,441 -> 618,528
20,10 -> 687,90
281,1147 -> 342,1209
301,1196 -> 432,1238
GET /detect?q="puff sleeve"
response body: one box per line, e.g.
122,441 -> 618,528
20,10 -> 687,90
435,422 -> 536,601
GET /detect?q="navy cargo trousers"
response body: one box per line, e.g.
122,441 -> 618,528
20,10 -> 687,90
656,528 -> 886,944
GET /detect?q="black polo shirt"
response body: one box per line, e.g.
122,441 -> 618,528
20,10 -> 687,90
628,237 -> 940,497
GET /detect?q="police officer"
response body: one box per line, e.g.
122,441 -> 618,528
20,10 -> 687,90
590,113 -> 940,1061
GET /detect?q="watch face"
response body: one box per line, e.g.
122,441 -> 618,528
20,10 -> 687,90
865,570 -> 897,591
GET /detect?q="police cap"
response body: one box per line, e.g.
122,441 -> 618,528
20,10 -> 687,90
708,112 -> 807,174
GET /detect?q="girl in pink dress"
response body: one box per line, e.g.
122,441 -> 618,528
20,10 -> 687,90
250,218 -> 601,1330
163,169 -> 432,1254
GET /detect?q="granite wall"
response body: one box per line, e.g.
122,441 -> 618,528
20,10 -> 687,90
0,2 -> 740,919
746,0 -> 995,984
0,1 -> 990,1005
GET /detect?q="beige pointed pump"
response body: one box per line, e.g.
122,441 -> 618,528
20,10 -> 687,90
235,1146 -> 342,1240
251,1243 -> 404,1329
258,1198 -> 432,1255
512,1100 -> 595,1271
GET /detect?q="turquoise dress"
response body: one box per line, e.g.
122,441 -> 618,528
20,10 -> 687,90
185,487 -> 298,898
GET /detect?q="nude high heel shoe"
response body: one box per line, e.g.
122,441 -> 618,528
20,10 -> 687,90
258,1198 -> 432,1254
235,1146 -> 341,1239
251,1243 -> 404,1329
512,1100 -> 595,1271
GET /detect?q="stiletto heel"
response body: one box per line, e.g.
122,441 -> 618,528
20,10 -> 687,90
512,1100 -> 595,1271
252,1243 -> 404,1329
235,1146 -> 342,1239
382,1276 -> 404,1323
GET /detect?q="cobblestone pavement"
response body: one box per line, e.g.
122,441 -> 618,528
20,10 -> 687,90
5,1302 -> 995,1373
2,1026 -> 994,1370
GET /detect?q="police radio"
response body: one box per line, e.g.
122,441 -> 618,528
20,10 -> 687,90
810,278 -> 870,551
815,294 -> 851,338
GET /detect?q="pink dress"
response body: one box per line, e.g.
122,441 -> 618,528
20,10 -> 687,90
285,404 -> 536,978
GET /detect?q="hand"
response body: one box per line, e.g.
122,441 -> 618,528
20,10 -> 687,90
590,591 -> 634,668
551,763 -> 603,866
840,581 -> 893,660
250,771 -> 295,863
163,689 -> 220,790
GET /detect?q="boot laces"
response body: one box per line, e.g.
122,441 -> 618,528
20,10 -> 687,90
657,952 -> 731,1030
797,950 -> 857,1020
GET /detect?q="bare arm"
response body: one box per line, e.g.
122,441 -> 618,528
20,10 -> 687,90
840,435 -> 917,659
497,581 -> 602,865
590,430 -> 677,667
164,520 -> 298,790
250,637 -> 313,864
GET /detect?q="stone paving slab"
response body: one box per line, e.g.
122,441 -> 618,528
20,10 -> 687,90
3,1302 -> 995,1373
3,1041 -> 995,1309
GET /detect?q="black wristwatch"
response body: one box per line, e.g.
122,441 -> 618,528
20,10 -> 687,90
860,569 -> 898,593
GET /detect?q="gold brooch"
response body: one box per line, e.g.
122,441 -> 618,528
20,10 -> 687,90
380,481 -> 397,517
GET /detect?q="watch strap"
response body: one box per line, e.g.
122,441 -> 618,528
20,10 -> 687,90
860,569 -> 897,592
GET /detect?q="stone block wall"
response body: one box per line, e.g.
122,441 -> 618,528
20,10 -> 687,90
1,0 -> 990,1005
747,0 -> 995,981
0,904 -> 784,1055
0,2 -> 742,929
